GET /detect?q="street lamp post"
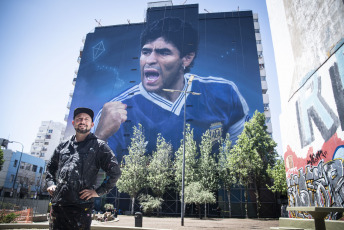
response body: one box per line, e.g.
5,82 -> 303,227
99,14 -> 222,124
9,141 -> 24,197
163,75 -> 200,226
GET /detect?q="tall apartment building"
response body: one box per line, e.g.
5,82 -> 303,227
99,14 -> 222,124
30,121 -> 66,162
62,2 -> 276,217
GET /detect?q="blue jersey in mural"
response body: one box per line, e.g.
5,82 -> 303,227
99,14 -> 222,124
93,73 -> 249,161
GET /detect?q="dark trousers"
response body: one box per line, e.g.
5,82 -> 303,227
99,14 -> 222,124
50,204 -> 93,230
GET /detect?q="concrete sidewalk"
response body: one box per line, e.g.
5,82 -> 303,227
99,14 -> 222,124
0,215 -> 279,230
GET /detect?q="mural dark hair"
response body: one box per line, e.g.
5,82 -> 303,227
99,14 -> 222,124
140,17 -> 198,72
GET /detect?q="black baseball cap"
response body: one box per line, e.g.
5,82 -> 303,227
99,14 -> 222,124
73,107 -> 94,121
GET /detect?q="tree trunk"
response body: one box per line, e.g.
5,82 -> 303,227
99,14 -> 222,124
204,202 -> 207,219
226,189 -> 232,218
255,179 -> 260,219
245,184 -> 248,218
131,197 -> 135,215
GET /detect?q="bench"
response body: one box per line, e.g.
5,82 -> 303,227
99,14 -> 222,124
287,206 -> 344,230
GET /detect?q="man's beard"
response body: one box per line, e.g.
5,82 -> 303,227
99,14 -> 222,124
75,126 -> 91,134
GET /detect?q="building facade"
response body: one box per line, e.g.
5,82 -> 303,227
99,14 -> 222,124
267,0 -> 344,217
30,120 -> 66,162
0,149 -> 45,198
62,2 -> 276,217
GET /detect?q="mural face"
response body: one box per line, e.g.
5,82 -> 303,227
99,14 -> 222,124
284,43 -> 344,215
65,5 -> 264,162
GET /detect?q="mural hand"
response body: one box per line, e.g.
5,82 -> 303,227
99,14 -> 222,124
95,101 -> 127,141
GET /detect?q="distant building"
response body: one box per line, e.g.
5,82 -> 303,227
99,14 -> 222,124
0,149 -> 45,198
30,121 -> 66,162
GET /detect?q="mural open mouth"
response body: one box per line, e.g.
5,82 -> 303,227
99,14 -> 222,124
144,69 -> 160,84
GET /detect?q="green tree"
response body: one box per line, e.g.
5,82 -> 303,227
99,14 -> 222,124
147,134 -> 173,215
231,131 -> 258,218
174,124 -> 199,191
232,111 -> 277,218
218,133 -> 237,217
198,129 -> 218,218
116,124 -> 148,215
138,194 -> 163,216
266,158 -> 287,195
184,182 -> 216,219
0,148 -> 4,170
244,111 -> 277,218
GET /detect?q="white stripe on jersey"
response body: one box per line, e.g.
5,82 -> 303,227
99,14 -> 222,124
93,73 -> 249,130
190,74 -> 249,115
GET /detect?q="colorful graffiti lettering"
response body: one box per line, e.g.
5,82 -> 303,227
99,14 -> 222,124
295,45 -> 344,149
287,158 -> 344,219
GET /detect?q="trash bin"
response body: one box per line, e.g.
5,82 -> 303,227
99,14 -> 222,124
134,212 -> 142,227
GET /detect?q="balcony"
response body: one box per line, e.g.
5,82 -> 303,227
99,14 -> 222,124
264,110 -> 271,118
256,44 -> 263,52
266,123 -> 272,133
263,94 -> 269,104
261,80 -> 268,94
254,22 -> 260,30
260,68 -> 266,76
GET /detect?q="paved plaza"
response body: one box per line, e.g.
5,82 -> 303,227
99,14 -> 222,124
2,215 -> 279,230
95,215 -> 279,229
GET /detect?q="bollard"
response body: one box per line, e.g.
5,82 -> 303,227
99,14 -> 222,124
134,212 -> 142,227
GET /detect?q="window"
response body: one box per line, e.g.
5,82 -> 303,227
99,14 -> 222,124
25,163 -> 31,170
266,117 -> 271,123
255,29 -> 260,33
13,160 -> 18,167
44,142 -> 49,145
48,129 -> 53,133
261,76 -> 266,81
20,162 -> 25,169
254,18 -> 258,22
32,165 -> 37,172
259,64 -> 265,69
40,152 -> 45,157
264,103 -> 269,111
10,175 -> 14,182
45,135 -> 51,139
256,40 -> 261,44
39,167 -> 43,173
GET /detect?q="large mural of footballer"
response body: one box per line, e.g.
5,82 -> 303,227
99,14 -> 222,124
65,5 -> 264,162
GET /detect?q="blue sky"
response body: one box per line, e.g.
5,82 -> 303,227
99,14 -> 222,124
0,0 -> 282,154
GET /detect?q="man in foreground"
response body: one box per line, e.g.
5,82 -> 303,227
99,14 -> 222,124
46,107 -> 121,230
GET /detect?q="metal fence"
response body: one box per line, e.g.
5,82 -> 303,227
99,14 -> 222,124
0,197 -> 50,215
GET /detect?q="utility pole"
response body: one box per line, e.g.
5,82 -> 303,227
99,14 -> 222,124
163,75 -> 200,226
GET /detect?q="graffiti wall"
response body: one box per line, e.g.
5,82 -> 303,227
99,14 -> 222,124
284,42 -> 344,217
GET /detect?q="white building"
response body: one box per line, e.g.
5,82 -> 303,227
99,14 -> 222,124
30,121 -> 66,162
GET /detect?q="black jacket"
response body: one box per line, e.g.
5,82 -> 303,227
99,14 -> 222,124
46,133 -> 121,205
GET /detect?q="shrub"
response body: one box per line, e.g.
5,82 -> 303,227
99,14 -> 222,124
0,212 -> 20,223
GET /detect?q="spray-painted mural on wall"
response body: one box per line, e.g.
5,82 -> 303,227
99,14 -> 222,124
284,42 -> 344,218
